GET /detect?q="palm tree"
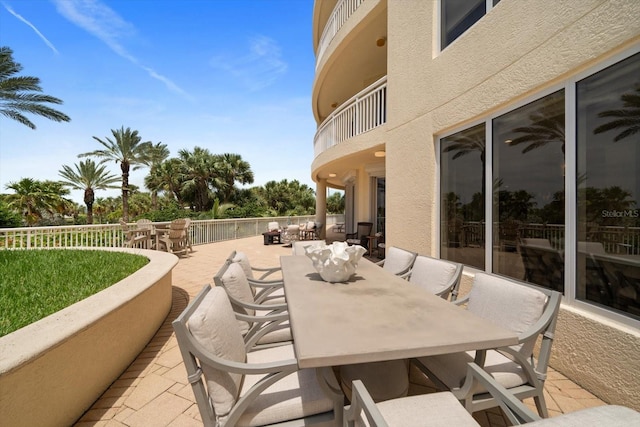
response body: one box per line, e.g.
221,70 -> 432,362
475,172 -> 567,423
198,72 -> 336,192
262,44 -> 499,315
79,126 -> 151,222
140,142 -> 170,209
0,46 -> 71,129
4,178 -> 70,225
178,146 -> 218,211
594,86 -> 640,142
58,159 -> 120,224
146,158 -> 185,204
214,153 -> 254,203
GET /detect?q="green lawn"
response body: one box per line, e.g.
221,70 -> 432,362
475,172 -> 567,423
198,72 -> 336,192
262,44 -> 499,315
0,249 -> 149,337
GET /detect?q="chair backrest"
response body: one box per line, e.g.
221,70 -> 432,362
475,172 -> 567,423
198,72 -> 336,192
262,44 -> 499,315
467,273 -> 561,362
172,285 -> 246,426
292,240 -> 327,256
170,218 -> 187,230
136,218 -> 153,230
267,221 -> 280,231
381,247 -> 417,276
213,261 -> 255,333
350,222 -> 373,239
577,241 -> 606,254
409,255 -> 463,300
229,251 -> 254,280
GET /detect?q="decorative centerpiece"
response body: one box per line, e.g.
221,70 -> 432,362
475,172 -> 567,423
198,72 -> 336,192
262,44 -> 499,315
304,241 -> 367,283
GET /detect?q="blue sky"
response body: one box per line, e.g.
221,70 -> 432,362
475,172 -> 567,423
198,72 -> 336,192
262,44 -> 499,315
0,0 -> 317,204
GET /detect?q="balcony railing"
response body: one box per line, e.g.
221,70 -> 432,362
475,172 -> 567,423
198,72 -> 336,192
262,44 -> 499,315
316,0 -> 366,68
314,76 -> 387,158
0,215 -> 343,250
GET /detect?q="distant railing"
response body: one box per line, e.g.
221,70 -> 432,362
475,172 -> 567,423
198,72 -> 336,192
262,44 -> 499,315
452,221 -> 640,255
0,215 -> 344,250
316,0 -> 365,68
314,76 -> 387,158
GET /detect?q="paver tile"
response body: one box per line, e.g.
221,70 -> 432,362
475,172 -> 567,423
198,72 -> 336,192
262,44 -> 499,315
124,373 -> 176,411
123,392 -> 192,427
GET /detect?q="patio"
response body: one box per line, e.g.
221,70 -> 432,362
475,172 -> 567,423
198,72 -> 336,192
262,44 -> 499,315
73,228 -> 606,427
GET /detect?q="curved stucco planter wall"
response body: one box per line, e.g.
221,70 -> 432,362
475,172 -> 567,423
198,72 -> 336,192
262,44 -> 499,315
0,248 -> 179,427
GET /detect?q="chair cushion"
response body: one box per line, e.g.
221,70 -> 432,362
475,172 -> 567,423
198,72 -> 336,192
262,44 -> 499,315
239,345 -> 335,426
525,405 -> 640,426
340,360 -> 409,402
416,349 -> 527,393
255,323 -> 292,345
366,392 -> 479,427
381,247 -> 416,275
188,287 -> 246,420
221,262 -> 256,333
409,256 -> 457,295
267,222 -> 279,231
232,251 -> 255,280
468,273 -> 546,357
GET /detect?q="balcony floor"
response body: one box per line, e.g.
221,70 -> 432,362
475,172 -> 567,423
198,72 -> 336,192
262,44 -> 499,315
74,228 -> 606,427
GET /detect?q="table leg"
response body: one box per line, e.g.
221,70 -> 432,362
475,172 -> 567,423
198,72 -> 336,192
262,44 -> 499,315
315,367 -> 344,425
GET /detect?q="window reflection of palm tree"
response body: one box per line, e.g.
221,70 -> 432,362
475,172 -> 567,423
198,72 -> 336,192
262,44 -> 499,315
442,125 -> 486,186
508,96 -> 565,153
593,86 -> 640,142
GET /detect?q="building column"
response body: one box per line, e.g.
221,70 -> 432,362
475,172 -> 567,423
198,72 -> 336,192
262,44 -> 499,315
315,179 -> 327,240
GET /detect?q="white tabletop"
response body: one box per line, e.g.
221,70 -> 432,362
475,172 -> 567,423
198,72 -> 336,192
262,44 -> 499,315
281,255 -> 518,369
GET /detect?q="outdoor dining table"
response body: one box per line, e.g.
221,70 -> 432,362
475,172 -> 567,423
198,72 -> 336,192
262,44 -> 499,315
280,255 -> 519,424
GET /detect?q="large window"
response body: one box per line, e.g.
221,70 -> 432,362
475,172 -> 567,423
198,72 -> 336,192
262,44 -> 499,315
492,90 -> 565,292
440,123 -> 485,269
576,53 -> 640,318
439,51 -> 640,321
441,0 -> 500,49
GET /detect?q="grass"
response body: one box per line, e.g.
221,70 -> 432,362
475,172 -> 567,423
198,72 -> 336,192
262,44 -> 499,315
0,249 -> 149,337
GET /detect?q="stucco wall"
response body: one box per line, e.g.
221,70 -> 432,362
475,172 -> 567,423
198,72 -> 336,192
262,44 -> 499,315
383,0 -> 640,411
0,248 -> 178,427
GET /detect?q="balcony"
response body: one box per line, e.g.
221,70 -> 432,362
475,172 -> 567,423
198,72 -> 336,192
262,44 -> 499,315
314,76 -> 387,158
316,0 -> 366,69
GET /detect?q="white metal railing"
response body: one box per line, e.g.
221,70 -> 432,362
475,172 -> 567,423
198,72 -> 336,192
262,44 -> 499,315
314,76 -> 387,158
316,0 -> 366,68
0,215 -> 344,250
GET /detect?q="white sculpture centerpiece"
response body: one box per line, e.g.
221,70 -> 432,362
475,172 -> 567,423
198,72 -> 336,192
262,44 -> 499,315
304,241 -> 367,283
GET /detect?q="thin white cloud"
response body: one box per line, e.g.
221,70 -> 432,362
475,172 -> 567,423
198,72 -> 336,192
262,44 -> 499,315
3,2 -> 59,54
51,0 -> 191,99
211,35 -> 288,91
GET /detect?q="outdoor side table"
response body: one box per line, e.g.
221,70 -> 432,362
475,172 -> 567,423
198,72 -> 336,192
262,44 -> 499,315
262,231 -> 282,245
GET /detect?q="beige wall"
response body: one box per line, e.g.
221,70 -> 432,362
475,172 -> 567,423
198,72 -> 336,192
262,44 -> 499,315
0,248 -> 178,427
383,0 -> 640,411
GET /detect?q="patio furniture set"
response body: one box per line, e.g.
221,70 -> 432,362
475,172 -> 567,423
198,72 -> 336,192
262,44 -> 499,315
120,218 -> 192,256
262,221 -> 324,246
172,242 -> 640,426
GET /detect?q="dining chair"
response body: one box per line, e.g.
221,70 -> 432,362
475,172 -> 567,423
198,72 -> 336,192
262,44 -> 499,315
183,217 -> 193,252
375,246 -> 417,278
412,272 -> 562,417
119,219 -> 152,249
227,251 -> 285,303
344,362 -> 640,427
156,218 -> 188,255
346,222 -> 373,248
214,260 -> 291,348
407,255 -> 463,301
172,285 -> 337,427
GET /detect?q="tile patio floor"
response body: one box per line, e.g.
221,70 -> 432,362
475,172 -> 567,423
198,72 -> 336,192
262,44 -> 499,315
74,229 -> 607,427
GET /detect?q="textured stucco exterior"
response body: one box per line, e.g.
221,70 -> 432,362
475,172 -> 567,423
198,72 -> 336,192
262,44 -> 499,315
312,0 -> 640,411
